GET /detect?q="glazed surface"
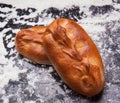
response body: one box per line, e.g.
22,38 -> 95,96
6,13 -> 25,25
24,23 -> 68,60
0,0 -> 120,102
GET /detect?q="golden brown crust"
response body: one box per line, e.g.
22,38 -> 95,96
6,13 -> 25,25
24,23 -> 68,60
15,18 -> 105,97
43,18 -> 105,96
15,26 -> 50,64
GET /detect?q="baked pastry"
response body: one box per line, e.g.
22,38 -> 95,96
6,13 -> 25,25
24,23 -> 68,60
15,26 -> 50,64
43,18 -> 105,96
15,18 -> 105,97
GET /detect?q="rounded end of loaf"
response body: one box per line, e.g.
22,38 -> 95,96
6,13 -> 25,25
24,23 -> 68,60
15,26 -> 50,64
77,66 -> 105,97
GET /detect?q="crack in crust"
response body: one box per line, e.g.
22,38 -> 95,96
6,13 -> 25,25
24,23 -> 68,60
51,22 -> 83,61
75,63 -> 101,90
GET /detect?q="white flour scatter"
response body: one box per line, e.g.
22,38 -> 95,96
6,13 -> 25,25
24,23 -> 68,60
0,0 -> 120,103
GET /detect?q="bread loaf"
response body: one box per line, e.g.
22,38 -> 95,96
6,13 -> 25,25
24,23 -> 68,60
15,18 -> 105,96
43,18 -> 105,96
15,26 -> 50,64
